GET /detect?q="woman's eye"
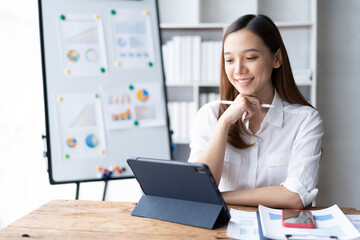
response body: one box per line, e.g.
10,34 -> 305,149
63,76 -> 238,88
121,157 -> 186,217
246,56 -> 258,60
225,59 -> 233,63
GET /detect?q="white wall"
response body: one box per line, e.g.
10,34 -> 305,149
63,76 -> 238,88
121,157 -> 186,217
316,0 -> 360,208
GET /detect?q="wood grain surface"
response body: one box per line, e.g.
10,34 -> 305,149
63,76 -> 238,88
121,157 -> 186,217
0,200 -> 358,240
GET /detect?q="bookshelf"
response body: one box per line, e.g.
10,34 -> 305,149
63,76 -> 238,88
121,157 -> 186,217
159,0 -> 317,160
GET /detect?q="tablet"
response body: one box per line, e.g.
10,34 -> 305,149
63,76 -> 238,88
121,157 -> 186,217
127,157 -> 230,229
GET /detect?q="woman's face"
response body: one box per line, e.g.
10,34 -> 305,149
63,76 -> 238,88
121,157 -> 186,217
223,29 -> 281,101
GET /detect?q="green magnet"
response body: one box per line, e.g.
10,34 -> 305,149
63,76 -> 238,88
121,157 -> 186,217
111,9 -> 116,15
148,62 -> 153,67
60,15 -> 66,20
94,94 -> 99,98
134,120 -> 139,126
129,84 -> 134,90
100,67 -> 105,73
65,154 -> 69,159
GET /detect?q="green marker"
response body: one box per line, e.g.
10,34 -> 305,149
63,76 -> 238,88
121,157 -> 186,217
60,15 -> 66,20
111,9 -> 116,15
65,154 -> 69,159
94,93 -> 99,98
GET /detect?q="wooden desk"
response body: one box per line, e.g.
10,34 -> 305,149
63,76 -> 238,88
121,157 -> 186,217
0,200 -> 359,240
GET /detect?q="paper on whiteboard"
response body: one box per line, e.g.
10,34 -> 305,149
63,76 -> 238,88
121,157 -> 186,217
58,13 -> 108,77
101,82 -> 166,129
55,93 -> 107,160
110,9 -> 155,69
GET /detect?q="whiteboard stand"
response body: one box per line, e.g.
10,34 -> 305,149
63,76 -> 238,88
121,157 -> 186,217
75,182 -> 80,200
102,180 -> 108,201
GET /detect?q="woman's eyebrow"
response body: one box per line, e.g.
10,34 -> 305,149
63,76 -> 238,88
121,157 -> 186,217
224,48 -> 260,55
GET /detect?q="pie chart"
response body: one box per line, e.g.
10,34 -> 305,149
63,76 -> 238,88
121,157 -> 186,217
66,137 -> 77,148
85,49 -> 99,63
67,50 -> 80,62
137,89 -> 149,102
85,134 -> 99,148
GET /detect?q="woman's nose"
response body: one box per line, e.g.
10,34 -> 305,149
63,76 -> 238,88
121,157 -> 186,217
234,60 -> 248,76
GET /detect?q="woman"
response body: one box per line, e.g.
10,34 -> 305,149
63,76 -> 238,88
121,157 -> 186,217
188,14 -> 323,209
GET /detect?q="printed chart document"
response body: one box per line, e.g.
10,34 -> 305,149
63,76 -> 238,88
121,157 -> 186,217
259,204 -> 360,240
226,208 -> 260,240
346,214 -> 360,232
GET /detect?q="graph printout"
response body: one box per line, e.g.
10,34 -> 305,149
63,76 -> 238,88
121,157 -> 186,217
101,82 -> 166,129
226,209 -> 260,240
56,94 -> 107,160
258,204 -> 360,240
58,14 -> 108,77
111,9 -> 155,68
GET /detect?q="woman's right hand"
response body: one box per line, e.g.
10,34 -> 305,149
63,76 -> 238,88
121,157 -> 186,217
220,94 -> 264,125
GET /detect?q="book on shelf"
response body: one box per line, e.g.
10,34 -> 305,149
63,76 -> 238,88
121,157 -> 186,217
162,36 -> 221,84
199,92 -> 220,107
293,68 -> 312,83
168,101 -> 196,143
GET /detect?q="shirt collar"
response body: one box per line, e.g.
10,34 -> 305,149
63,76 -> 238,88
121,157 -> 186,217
263,89 -> 284,128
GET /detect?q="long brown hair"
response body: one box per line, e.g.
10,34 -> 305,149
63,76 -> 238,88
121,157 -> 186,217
219,14 -> 312,149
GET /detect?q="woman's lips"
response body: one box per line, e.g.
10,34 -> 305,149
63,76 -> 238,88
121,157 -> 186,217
236,77 -> 254,86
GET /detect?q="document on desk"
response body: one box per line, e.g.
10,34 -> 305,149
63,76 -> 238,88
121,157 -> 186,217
226,208 -> 260,240
346,214 -> 360,232
259,204 -> 360,240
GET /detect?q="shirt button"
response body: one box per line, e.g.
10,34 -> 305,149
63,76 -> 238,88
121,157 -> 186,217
252,164 -> 256,168
251,136 -> 257,143
280,157 -> 286,163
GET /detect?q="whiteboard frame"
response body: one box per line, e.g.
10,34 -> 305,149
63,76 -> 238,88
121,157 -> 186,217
38,0 -> 172,184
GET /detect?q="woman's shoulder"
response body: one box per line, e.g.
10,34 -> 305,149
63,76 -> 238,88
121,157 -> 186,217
192,101 -> 221,133
283,102 -> 322,122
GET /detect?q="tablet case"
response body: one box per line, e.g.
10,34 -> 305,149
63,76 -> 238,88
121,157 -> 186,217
127,157 -> 230,229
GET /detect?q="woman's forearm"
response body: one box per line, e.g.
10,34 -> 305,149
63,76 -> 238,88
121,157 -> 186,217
222,186 -> 304,209
194,116 -> 232,185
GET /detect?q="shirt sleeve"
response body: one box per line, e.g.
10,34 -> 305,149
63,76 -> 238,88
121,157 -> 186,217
281,108 -> 324,207
188,102 -> 219,163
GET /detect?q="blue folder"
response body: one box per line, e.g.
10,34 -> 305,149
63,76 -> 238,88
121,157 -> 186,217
127,157 -> 231,229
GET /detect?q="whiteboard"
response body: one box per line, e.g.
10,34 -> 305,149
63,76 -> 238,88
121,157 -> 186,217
39,0 -> 172,184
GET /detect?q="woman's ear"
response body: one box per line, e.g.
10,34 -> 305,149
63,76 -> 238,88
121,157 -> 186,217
273,49 -> 282,69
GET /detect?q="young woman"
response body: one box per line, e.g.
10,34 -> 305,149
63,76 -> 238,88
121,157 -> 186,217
188,14 -> 323,209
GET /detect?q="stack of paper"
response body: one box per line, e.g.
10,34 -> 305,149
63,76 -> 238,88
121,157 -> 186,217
227,205 -> 360,240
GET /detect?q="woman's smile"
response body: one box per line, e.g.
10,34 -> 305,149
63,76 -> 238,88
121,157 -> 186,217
235,77 -> 254,86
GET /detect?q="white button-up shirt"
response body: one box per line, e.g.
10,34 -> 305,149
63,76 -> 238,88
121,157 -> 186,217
188,91 -> 324,207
